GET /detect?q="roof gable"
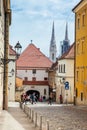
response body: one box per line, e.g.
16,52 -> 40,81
17,43 -> 52,69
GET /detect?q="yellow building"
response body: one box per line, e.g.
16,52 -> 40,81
73,0 -> 87,105
15,77 -> 23,102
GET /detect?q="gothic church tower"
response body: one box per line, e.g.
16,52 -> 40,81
61,22 -> 70,55
49,22 -> 57,62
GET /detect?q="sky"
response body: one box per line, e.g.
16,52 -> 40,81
10,0 -> 80,57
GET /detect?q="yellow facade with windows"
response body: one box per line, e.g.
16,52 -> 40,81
73,0 -> 87,105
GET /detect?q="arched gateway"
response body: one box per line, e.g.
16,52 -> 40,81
26,90 -> 40,100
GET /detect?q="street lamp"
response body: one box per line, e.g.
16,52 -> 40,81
0,41 -> 22,64
14,41 -> 22,58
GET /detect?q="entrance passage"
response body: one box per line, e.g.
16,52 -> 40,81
26,90 -> 40,100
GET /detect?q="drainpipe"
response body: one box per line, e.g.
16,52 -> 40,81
73,13 -> 76,106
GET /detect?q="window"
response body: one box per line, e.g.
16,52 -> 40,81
44,77 -> 48,80
59,65 -> 60,73
81,92 -> 83,101
82,41 -> 84,53
77,18 -> 80,29
81,70 -> 84,82
77,42 -> 80,54
24,77 -> 28,81
64,64 -> 65,73
82,14 -> 85,26
61,65 -> 62,73
32,69 -> 36,74
44,89 -> 46,95
76,70 -> 79,81
62,64 -> 65,73
32,77 -> 36,81
81,38 -> 85,54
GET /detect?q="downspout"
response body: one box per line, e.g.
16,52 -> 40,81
74,13 -> 76,105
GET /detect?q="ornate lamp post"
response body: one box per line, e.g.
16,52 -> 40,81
14,41 -> 22,59
14,41 -> 22,78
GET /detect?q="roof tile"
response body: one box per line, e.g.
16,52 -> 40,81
17,43 -> 53,69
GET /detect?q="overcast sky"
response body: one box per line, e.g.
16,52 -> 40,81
10,0 -> 80,57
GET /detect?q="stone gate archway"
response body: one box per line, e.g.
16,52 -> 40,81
26,90 -> 40,100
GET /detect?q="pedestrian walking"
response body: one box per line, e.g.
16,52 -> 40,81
30,94 -> 34,104
59,94 -> 63,104
48,96 -> 52,105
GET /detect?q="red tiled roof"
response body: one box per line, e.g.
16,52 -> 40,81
9,45 -> 16,55
17,43 -> 52,69
58,43 -> 75,60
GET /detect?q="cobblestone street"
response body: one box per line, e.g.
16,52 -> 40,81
27,103 -> 87,130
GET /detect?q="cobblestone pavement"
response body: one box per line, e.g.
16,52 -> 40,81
27,103 -> 87,130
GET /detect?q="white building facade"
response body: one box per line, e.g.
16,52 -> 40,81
0,0 -> 5,110
16,43 -> 52,101
17,69 -> 49,100
8,46 -> 16,102
56,44 -> 74,104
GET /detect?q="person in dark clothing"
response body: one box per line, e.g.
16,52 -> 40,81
30,94 -> 34,104
48,96 -> 52,105
59,94 -> 63,104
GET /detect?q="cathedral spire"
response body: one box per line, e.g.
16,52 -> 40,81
60,22 -> 70,55
49,22 -> 57,63
50,21 -> 55,45
65,22 -> 68,40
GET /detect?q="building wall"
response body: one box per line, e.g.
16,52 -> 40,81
75,2 -> 87,105
8,55 -> 16,102
0,0 -> 5,110
17,69 -> 48,81
17,69 -> 49,100
56,59 -> 74,104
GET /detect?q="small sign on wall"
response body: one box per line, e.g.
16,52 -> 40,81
31,86 -> 35,88
65,81 -> 69,90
